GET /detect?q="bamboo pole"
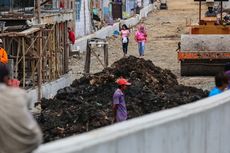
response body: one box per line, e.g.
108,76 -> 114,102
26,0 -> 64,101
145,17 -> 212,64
14,35 -> 39,67
55,24 -> 59,77
38,30 -> 43,102
15,39 -> 20,79
52,27 -> 55,80
64,21 -> 69,73
22,37 -> 26,88
32,60 -> 35,88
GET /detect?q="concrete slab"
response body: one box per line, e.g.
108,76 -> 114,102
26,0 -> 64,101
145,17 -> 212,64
27,73 -> 75,108
181,35 -> 230,52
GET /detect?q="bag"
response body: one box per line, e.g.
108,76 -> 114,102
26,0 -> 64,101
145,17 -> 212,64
122,37 -> 128,43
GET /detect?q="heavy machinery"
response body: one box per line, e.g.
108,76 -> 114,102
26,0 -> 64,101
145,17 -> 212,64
178,0 -> 230,76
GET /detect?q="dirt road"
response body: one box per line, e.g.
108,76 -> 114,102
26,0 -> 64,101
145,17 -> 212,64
70,0 -> 214,90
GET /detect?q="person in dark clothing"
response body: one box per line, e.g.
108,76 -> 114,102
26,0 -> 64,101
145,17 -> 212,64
224,63 -> 230,89
120,24 -> 130,57
93,13 -> 101,22
205,7 -> 217,17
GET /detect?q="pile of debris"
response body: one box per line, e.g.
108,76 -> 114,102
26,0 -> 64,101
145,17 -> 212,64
36,56 -> 208,143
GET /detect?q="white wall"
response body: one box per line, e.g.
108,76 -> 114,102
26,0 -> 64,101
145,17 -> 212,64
223,1 -> 230,9
126,0 -> 136,14
27,73 -> 75,108
143,0 -> 150,7
34,91 -> 230,153
75,0 -> 91,37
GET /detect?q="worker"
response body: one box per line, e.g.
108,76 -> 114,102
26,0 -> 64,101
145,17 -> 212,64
209,72 -> 228,97
0,39 -> 8,65
176,42 -> 181,52
224,63 -> 230,89
60,0 -> 64,9
0,66 -> 42,153
223,15 -> 230,25
68,27 -> 76,45
205,7 -> 217,17
113,78 -> 131,123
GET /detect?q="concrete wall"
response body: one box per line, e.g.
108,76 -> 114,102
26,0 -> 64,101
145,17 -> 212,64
34,91 -> 230,153
223,1 -> 230,9
75,0 -> 91,37
27,73 -> 75,107
143,0 -> 150,7
125,0 -> 136,15
74,4 -> 153,52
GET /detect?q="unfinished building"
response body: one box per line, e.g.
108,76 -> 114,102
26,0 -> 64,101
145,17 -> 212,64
0,0 -> 74,100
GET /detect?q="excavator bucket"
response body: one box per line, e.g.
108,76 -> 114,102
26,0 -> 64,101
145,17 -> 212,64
179,35 -> 230,76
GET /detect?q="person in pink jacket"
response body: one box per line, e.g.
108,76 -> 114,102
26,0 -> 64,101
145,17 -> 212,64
135,24 -> 147,56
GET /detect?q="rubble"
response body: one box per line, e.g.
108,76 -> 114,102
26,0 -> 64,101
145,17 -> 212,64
36,56 -> 208,143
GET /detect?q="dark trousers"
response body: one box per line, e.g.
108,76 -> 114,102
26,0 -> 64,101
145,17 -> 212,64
122,38 -> 129,54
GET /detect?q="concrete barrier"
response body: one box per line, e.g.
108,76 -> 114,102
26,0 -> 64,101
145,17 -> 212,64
75,4 -> 154,52
34,91 -> 230,153
27,73 -> 75,107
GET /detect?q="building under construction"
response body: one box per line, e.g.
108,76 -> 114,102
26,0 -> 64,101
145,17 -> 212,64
0,0 -> 74,99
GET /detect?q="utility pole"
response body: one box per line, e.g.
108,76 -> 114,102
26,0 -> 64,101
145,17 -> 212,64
36,0 -> 41,23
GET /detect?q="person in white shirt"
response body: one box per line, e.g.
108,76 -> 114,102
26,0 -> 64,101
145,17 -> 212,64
0,66 -> 42,153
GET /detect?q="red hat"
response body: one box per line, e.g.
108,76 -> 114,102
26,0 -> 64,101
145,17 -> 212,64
116,78 -> 131,86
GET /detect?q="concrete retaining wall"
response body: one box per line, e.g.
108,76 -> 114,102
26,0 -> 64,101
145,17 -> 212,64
75,4 -> 153,52
27,73 -> 75,107
34,91 -> 230,153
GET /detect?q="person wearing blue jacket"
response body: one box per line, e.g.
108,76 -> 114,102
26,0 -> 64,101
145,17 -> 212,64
209,72 -> 229,97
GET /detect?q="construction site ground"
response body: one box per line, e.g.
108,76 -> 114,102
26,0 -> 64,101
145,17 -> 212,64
70,0 -> 214,91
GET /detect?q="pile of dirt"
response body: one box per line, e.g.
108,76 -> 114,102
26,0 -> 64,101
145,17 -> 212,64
36,56 -> 208,143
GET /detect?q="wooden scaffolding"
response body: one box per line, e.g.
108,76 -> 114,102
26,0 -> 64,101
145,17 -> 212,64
0,21 -> 69,99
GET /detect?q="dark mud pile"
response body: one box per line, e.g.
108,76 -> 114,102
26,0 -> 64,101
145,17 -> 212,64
36,56 -> 208,143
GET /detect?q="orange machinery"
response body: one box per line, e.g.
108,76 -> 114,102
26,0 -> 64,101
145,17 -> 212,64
178,0 -> 230,76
